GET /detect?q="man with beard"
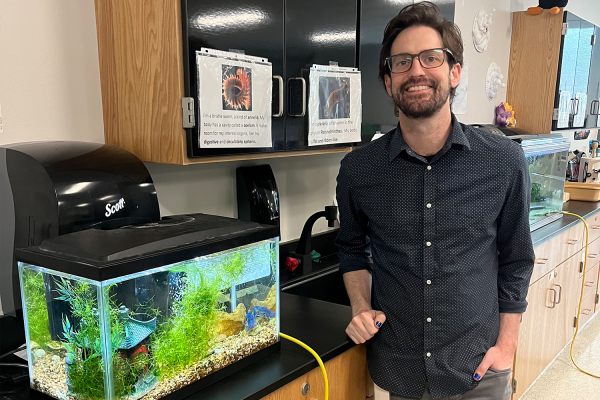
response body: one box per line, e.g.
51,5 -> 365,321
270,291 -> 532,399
335,2 -> 534,399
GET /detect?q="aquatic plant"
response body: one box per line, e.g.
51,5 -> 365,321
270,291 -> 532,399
151,251 -> 247,379
55,279 -> 139,400
22,269 -> 51,347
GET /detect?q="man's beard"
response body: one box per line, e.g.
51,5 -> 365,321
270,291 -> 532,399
392,76 -> 451,119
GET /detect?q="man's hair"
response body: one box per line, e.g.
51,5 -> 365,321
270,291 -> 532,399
378,1 -> 463,99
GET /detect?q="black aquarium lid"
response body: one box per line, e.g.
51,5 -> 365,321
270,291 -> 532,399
15,214 -> 280,282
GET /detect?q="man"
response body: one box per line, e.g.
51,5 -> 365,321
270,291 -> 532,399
335,2 -> 535,400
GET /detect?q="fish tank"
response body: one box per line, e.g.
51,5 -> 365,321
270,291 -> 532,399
515,135 -> 570,231
16,214 -> 280,400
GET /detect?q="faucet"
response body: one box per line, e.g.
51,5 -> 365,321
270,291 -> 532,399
286,205 -> 337,275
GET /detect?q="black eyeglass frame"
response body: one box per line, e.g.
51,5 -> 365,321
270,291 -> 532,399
385,48 -> 455,74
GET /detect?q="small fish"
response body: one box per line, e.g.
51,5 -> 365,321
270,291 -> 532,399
244,310 -> 256,331
252,306 -> 276,319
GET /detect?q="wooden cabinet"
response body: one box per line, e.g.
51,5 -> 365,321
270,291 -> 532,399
507,9 -> 600,133
261,344 -> 367,400
94,0 -> 354,165
513,266 -> 559,399
514,219 -> 600,398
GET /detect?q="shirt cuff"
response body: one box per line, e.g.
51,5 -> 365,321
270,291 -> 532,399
498,298 -> 528,314
339,258 -> 372,275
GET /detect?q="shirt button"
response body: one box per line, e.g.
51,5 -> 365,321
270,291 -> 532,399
427,165 -> 432,170
426,352 -> 431,357
426,280 -> 432,285
427,317 -> 432,322
426,203 -> 432,208
426,242 -> 431,247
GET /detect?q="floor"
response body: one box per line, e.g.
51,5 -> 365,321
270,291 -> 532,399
520,313 -> 600,400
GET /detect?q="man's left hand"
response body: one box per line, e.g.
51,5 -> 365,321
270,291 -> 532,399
473,345 -> 515,381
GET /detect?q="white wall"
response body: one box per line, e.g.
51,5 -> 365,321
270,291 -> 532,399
453,0 -> 514,125
0,0 -> 342,244
0,0 -> 104,144
2,0 -> 599,244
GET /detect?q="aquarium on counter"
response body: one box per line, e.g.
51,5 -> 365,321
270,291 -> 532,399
515,134 -> 570,231
16,214 -> 280,400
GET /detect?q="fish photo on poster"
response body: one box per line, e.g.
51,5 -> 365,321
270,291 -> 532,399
222,65 -> 252,111
319,77 -> 350,119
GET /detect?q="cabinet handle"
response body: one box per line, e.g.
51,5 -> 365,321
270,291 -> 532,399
570,98 -> 577,115
588,253 -> 598,259
591,100 -> 600,116
549,288 -> 557,308
272,75 -> 284,117
574,98 -> 580,115
592,225 -> 600,230
288,77 -> 306,117
585,281 -> 595,287
567,239 -> 579,245
555,284 -> 562,304
582,309 -> 592,315
535,258 -> 550,264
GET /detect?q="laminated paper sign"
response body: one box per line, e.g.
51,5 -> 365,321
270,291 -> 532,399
197,48 -> 272,148
307,65 -> 361,146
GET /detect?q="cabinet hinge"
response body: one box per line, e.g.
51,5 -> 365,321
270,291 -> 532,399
596,294 -> 599,305
512,378 -> 518,394
574,316 -> 578,328
562,23 -> 568,35
553,108 -> 559,121
580,261 -> 584,273
182,97 -> 195,128
592,35 -> 597,46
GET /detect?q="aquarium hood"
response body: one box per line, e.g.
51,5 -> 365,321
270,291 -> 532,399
15,214 -> 279,281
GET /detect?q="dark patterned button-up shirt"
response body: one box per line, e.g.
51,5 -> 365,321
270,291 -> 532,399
335,115 -> 535,398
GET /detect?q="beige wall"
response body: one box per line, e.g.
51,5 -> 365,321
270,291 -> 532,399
1,0 -> 598,244
0,0 -> 104,144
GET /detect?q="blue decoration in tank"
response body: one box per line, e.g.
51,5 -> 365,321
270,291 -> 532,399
244,306 -> 276,331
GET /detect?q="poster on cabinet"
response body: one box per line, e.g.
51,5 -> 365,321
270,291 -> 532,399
196,48 -> 272,148
307,64 -> 361,146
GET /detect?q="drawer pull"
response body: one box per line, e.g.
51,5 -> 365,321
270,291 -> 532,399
582,309 -> 592,315
567,239 -> 579,245
593,225 -> 600,230
588,254 -> 599,259
585,281 -> 595,287
549,288 -> 557,308
535,258 -> 550,264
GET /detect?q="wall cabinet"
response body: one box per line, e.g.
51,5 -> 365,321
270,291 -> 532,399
507,9 -> 600,134
94,0 -> 355,165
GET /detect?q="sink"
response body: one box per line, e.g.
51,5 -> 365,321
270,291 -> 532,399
281,267 -> 350,306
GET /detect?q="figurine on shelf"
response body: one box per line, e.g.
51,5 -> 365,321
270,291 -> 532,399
527,0 -> 568,16
495,102 -> 516,128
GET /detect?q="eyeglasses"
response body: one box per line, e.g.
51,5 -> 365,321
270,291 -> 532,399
385,48 -> 454,74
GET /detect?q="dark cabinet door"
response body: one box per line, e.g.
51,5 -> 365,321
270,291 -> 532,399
284,0 -> 358,151
358,0 -> 455,144
182,0 -> 285,157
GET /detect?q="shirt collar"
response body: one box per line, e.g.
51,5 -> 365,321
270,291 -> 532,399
388,113 -> 471,163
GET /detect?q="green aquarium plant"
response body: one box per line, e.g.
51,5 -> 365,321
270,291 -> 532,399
56,279 -> 140,400
151,251 -> 247,379
22,269 -> 51,347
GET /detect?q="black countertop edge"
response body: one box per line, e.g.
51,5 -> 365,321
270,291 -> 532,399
531,200 -> 600,245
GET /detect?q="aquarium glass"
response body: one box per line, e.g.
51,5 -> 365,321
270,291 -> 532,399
525,148 -> 568,229
18,238 -> 279,400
